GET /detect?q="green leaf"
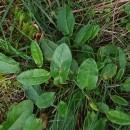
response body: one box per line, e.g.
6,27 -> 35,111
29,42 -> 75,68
57,4 -> 75,37
89,25 -> 100,40
23,118 -> 42,130
97,62 -> 105,70
22,85 -> 42,104
111,95 -> 128,106
82,45 -> 94,58
57,37 -> 70,46
126,22 -> 130,30
51,43 -> 72,85
75,23 -> 93,47
0,53 -> 20,74
40,39 -> 58,61
121,77 -> 130,92
115,68 -> 124,81
1,100 -> 33,130
83,112 -> 97,130
69,59 -> 78,80
57,101 -> 68,118
101,63 -> 117,80
93,118 -> 107,130
77,58 -> 98,90
118,47 -> 127,69
106,110 -> 130,125
31,41 -> 43,68
78,45 -> 94,63
17,69 -> 50,85
98,44 -> 118,61
36,92 -> 55,109
97,102 -> 109,113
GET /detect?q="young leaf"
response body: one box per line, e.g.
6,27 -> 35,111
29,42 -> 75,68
17,69 -> 50,85
97,102 -> 109,113
118,47 -> 127,69
31,41 -> 43,68
106,110 -> 130,125
0,53 -> 19,74
115,68 -> 124,81
121,77 -> 130,92
98,44 -> 118,61
57,4 -> 75,37
111,95 -> 128,106
1,100 -> 33,130
57,101 -> 68,118
101,63 -> 117,80
40,39 -> 58,61
36,92 -> 55,109
89,25 -> 100,40
50,43 -> 72,86
75,23 -> 93,47
77,58 -> 98,90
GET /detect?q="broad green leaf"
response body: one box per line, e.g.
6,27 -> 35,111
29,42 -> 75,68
75,23 -> 93,47
17,69 -> 50,85
40,39 -> 58,61
36,92 -> 55,109
89,25 -> 100,40
31,41 -> 43,68
111,95 -> 128,106
77,58 -> 98,90
106,110 -> 130,125
118,47 -> 127,69
57,4 -> 75,37
93,118 -> 107,130
121,77 -> 130,92
57,101 -> 68,118
101,63 -> 117,80
0,53 -> 20,74
23,118 -> 42,130
1,100 -> 33,130
51,43 -> 72,85
98,44 -> 118,61
97,102 -> 109,113
22,85 -> 42,103
115,68 -> 124,81
57,37 -> 70,46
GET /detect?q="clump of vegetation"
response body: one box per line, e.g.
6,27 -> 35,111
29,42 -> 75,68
1,1 -> 130,130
